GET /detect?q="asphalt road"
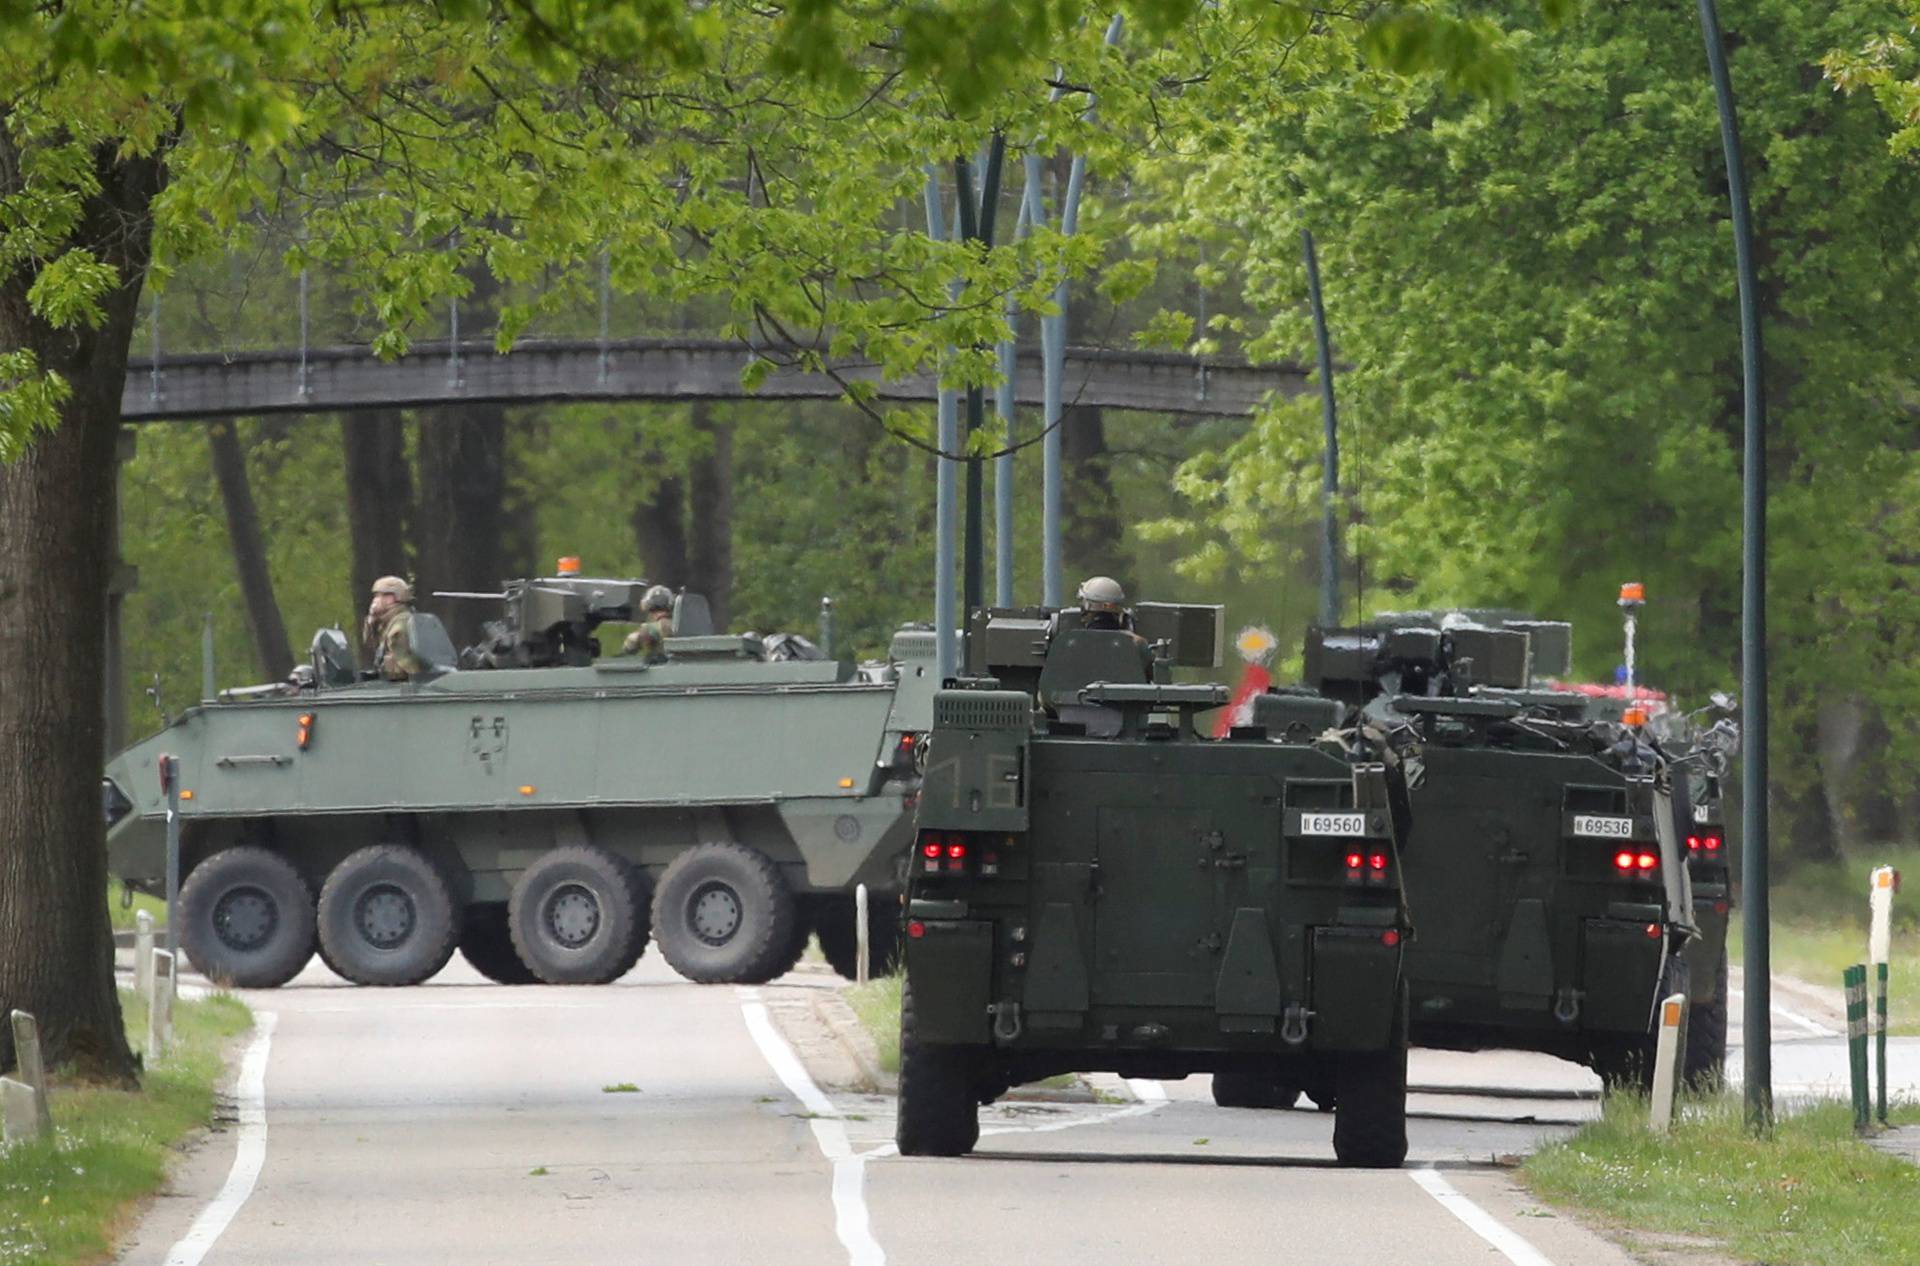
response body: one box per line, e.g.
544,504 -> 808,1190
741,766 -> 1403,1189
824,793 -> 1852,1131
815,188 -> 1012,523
111,953 -> 1896,1266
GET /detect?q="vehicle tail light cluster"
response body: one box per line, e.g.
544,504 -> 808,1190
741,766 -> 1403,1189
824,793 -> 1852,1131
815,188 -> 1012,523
1612,848 -> 1660,877
297,712 -> 315,750
1686,834 -> 1723,856
891,732 -> 919,770
917,831 -> 1005,877
1343,847 -> 1392,886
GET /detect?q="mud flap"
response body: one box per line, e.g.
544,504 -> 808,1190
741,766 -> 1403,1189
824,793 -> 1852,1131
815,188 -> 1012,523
904,920 -> 994,1045
1311,927 -> 1402,1051
1580,918 -> 1665,1035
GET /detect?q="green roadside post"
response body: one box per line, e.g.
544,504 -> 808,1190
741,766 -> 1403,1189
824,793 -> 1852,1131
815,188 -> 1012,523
1696,0 -> 1772,1138
1844,964 -> 1868,1132
1877,961 -> 1889,1125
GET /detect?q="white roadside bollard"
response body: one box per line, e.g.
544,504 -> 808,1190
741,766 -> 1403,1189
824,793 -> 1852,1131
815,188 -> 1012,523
0,1076 -> 41,1143
134,908 -> 156,1000
1870,866 -> 1900,1125
9,1010 -> 53,1138
855,883 -> 871,988
147,948 -> 175,1062
1648,991 -> 1689,1133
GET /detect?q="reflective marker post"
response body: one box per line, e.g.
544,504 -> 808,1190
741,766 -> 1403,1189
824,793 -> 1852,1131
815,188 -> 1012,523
1870,866 -> 1899,1125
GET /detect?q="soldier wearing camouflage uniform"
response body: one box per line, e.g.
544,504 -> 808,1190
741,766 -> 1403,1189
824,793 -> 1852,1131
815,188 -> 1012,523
620,585 -> 676,661
365,575 -> 423,681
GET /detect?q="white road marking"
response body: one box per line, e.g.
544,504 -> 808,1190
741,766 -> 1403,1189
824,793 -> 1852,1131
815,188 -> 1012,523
1728,987 -> 1842,1038
1409,1167 -> 1557,1266
737,988 -> 886,1266
162,1011 -> 277,1266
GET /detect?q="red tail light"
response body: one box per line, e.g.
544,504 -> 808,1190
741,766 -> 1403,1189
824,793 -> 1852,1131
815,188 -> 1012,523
1368,852 -> 1388,872
1344,852 -> 1364,870
1613,848 -> 1660,876
922,840 -> 941,859
946,841 -> 968,859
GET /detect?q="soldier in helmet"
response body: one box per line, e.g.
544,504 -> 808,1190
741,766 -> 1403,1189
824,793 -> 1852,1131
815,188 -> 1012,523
620,584 -> 676,661
1077,575 -> 1132,632
364,575 -> 423,681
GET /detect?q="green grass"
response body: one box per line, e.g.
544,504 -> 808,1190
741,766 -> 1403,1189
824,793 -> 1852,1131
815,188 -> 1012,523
1524,1095 -> 1920,1266
600,1082 -> 639,1094
106,884 -> 167,932
0,988 -> 252,1266
1726,844 -> 1920,1033
845,972 -> 902,1074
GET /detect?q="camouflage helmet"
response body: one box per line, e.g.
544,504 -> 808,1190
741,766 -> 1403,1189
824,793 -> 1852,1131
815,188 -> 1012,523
641,584 -> 675,615
1076,575 -> 1126,616
370,575 -> 413,603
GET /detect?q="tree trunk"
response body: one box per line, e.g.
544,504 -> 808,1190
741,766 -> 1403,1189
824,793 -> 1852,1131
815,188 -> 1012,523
416,404 -> 509,651
686,404 -> 733,628
207,420 -> 293,681
632,472 -> 689,590
1062,404 -> 1124,582
340,408 -> 413,627
0,138 -> 160,1084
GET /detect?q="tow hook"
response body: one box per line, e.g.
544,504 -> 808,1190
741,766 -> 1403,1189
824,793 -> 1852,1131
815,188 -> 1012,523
991,1000 -> 1023,1044
1553,988 -> 1582,1026
1280,1004 -> 1312,1046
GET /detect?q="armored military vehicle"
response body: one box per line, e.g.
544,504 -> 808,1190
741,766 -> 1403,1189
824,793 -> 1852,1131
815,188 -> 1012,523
895,603 -> 1415,1167
1303,615 -> 1701,1090
103,569 -> 933,990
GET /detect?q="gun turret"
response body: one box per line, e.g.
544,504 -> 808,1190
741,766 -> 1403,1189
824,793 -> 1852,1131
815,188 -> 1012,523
448,575 -> 653,669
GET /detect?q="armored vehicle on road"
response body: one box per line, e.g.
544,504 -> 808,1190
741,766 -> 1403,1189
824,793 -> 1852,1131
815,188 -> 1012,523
1305,615 -> 1701,1089
896,604 -> 1415,1167
103,570 -> 933,990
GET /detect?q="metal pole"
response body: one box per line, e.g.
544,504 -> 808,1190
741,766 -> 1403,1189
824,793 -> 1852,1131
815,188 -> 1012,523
163,754 -> 181,994
955,137 -> 1006,646
819,596 -> 834,658
1302,230 -> 1340,628
924,169 -> 959,681
297,268 -> 311,399
995,185 -> 1037,608
201,610 -> 216,702
1697,0 -> 1771,1136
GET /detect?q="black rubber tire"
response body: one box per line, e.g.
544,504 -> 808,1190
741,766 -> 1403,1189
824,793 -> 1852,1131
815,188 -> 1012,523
1210,1072 -> 1301,1110
316,845 -> 460,986
1332,988 -> 1410,1169
754,901 -> 813,984
1684,956 -> 1729,1090
895,981 -> 980,1157
177,846 -> 316,989
508,845 -> 650,985
652,843 -> 799,984
459,903 -> 540,985
814,895 -> 904,981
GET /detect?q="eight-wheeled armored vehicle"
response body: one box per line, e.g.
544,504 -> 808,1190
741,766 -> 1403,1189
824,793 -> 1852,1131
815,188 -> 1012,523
1304,615 -> 1702,1089
896,603 -> 1415,1166
103,571 -> 933,989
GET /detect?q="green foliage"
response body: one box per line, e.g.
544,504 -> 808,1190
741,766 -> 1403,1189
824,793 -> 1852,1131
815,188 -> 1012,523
1825,10 -> 1920,155
1526,1095 -> 1920,1266
1141,0 -> 1920,832
0,349 -> 70,459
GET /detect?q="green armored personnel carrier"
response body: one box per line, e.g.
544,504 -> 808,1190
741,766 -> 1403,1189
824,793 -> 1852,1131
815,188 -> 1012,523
103,571 -> 934,989
1304,615 -> 1701,1089
895,603 -> 1414,1167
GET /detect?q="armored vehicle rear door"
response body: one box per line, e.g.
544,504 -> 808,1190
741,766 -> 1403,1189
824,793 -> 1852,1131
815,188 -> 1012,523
1404,747 -> 1564,1000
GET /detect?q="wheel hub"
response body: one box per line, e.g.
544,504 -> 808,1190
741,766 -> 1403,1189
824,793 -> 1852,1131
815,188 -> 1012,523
212,885 -> 278,952
354,882 -> 416,948
544,883 -> 602,948
689,882 -> 742,947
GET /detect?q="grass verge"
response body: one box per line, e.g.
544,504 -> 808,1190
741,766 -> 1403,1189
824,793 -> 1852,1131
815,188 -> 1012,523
1726,843 -> 1920,1034
845,973 -> 902,1074
107,884 -> 167,932
1524,1095 -> 1920,1266
0,988 -> 253,1266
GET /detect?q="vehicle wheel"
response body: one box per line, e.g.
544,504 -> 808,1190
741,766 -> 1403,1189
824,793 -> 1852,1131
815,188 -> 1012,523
652,843 -> 799,984
177,846 -> 316,989
1332,987 -> 1409,1168
317,845 -> 460,986
1210,1072 -> 1300,1110
1684,957 -> 1728,1089
895,981 -> 980,1157
459,903 -> 540,985
508,846 -> 650,985
814,895 -> 904,981
754,902 -> 813,984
